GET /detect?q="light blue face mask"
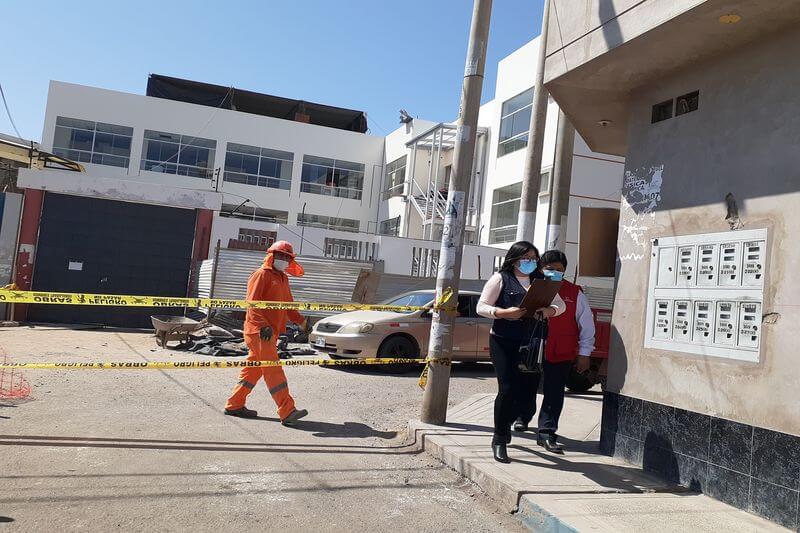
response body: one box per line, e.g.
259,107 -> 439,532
543,269 -> 565,282
517,259 -> 537,275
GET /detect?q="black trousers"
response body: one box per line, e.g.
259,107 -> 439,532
515,359 -> 573,436
536,360 -> 573,437
490,334 -> 541,443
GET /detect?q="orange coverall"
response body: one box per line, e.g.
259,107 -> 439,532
225,259 -> 304,420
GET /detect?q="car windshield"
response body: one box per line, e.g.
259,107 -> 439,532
383,292 -> 435,313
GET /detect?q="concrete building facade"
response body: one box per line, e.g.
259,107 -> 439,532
543,0 -> 800,528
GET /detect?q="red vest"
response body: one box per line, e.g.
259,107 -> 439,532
545,281 -> 581,363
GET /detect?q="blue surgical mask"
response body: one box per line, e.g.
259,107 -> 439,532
543,269 -> 564,282
517,259 -> 537,275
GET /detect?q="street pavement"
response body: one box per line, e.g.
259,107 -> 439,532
0,326 -> 522,532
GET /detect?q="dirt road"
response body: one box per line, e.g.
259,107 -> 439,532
0,327 -> 522,532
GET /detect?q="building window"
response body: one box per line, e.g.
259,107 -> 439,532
651,100 -> 673,124
53,116 -> 133,168
498,88 -> 533,157
224,143 -> 293,190
675,91 -> 699,116
489,182 -> 522,244
229,228 -> 277,251
300,155 -> 364,200
487,171 -> 549,244
539,170 -> 551,193
220,203 -> 288,224
383,155 -> 407,199
380,216 -> 401,236
297,213 -> 359,233
141,130 -> 216,178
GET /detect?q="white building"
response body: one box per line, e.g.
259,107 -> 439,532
16,36 -> 624,323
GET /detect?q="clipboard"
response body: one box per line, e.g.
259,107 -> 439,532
520,279 -> 562,318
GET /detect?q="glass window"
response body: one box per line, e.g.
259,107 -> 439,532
383,156 -> 407,199
380,216 -> 401,236
489,182 -> 521,244
383,292 -> 435,313
53,116 -> 133,168
223,142 -> 293,190
487,172 -> 549,244
300,155 -> 364,200
497,88 -> 534,157
219,203 -> 288,224
296,213 -> 359,232
141,130 -> 216,179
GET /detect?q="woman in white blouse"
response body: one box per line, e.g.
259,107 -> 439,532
476,241 -> 566,463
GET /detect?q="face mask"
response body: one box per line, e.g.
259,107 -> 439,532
543,269 -> 564,282
273,258 -> 289,272
517,259 -> 537,275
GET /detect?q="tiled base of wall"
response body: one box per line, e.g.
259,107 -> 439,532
600,391 -> 800,530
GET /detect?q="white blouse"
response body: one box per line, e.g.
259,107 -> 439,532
476,272 -> 566,319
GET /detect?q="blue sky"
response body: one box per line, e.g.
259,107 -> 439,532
1,0 -> 543,141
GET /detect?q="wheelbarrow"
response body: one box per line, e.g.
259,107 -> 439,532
151,315 -> 203,348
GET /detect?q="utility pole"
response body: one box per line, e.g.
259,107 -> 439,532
421,0 -> 492,425
545,110 -> 575,250
516,0 -> 552,241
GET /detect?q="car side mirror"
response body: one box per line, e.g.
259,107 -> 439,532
420,308 -> 433,319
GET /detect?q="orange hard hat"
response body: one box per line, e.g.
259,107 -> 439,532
267,240 -> 296,258
264,240 -> 303,277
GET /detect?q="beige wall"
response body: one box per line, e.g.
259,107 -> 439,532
608,28 -> 800,436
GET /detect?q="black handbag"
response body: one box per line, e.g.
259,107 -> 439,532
518,317 -> 547,373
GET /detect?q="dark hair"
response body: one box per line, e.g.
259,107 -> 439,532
540,249 -> 568,269
499,241 -> 540,274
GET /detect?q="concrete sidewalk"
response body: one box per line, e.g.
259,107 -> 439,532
409,393 -> 785,532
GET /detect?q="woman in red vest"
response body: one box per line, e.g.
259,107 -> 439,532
533,250 -> 595,452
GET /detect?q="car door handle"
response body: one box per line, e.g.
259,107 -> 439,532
464,321 -> 477,326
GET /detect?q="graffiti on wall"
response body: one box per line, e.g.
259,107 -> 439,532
619,165 -> 664,261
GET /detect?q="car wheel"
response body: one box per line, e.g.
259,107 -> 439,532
377,335 -> 420,374
565,366 -> 594,393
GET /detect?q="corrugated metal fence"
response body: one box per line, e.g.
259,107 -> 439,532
196,249 -> 373,315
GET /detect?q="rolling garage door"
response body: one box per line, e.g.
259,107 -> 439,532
28,192 -> 197,327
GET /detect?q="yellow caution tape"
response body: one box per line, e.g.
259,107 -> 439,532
0,289 -> 425,313
0,358 -> 453,370
432,286 -> 458,313
417,357 -> 453,389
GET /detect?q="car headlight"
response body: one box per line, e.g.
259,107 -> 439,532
339,321 -> 374,334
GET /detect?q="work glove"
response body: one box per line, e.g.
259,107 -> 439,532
259,326 -> 273,341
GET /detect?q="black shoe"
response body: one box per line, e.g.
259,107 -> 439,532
281,408 -> 308,426
537,433 -> 564,453
492,443 -> 510,463
513,418 -> 529,432
224,406 -> 258,418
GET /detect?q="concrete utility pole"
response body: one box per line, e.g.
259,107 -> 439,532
545,110 -> 575,250
421,0 -> 492,425
516,0 -> 552,241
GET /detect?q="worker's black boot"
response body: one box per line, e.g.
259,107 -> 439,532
224,406 -> 258,418
281,408 -> 309,427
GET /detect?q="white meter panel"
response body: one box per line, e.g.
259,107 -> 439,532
714,301 -> 738,346
656,247 -> 677,287
696,244 -> 718,286
718,242 -> 742,287
676,246 -> 697,287
742,241 -> 766,288
672,300 -> 692,341
737,302 -> 761,350
645,228 -> 767,362
653,300 -> 673,340
692,301 -> 714,345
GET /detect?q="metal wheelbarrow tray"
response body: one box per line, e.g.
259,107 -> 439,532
151,315 -> 203,348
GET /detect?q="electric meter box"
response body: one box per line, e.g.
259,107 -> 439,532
644,228 -> 767,362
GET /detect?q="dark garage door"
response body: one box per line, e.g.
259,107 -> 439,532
29,193 -> 197,328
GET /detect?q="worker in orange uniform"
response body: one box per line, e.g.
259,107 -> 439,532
224,240 -> 309,426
